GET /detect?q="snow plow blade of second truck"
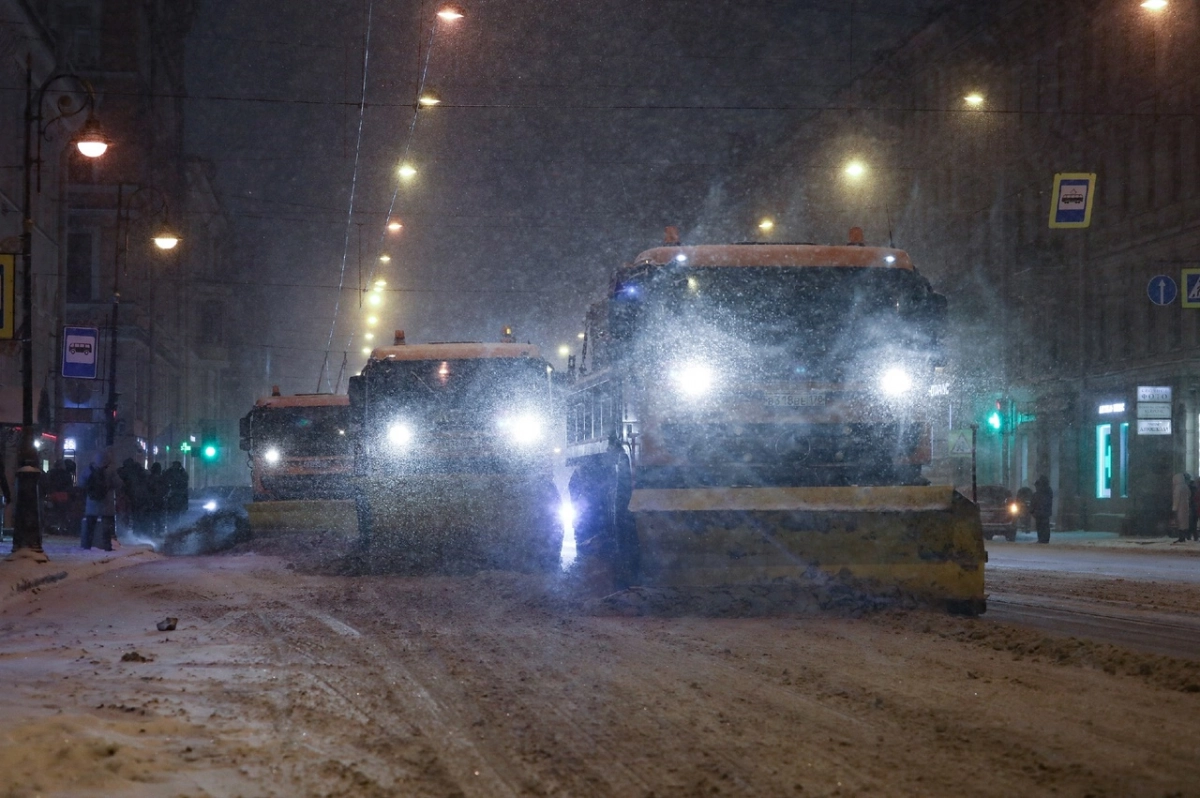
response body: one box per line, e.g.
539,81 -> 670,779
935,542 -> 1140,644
629,485 -> 986,614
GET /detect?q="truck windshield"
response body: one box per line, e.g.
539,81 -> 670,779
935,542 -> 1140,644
616,266 -> 943,379
363,358 -> 550,417
250,406 -> 350,456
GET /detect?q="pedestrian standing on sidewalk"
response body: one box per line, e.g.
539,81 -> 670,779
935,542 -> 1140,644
1172,473 -> 1192,543
82,450 -> 122,551
1032,475 -> 1054,544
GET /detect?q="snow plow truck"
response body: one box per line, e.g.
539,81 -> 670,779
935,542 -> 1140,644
239,390 -> 356,535
349,332 -> 563,572
564,229 -> 986,613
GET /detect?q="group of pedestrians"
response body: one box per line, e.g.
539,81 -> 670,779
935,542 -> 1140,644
72,451 -> 188,551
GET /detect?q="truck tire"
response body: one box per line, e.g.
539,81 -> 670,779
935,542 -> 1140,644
569,455 -> 639,588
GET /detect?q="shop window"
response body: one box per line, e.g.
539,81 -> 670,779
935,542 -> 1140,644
1096,424 -> 1112,499
1119,422 -> 1129,498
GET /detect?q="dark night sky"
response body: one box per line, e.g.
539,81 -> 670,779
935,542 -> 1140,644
185,0 -> 947,395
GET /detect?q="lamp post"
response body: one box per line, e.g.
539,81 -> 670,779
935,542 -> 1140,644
10,59 -> 109,561
106,185 -> 180,450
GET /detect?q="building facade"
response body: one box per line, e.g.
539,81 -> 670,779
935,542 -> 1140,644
3,0 -> 248,489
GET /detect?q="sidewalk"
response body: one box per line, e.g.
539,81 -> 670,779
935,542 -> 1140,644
0,536 -> 160,608
987,529 -> 1200,556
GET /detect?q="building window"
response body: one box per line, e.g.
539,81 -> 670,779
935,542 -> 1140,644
66,230 -> 94,302
199,300 -> 224,346
61,2 -> 101,69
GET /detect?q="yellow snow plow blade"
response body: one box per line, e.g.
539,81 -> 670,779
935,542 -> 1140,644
247,500 -> 357,537
630,485 -> 985,613
360,474 -> 562,572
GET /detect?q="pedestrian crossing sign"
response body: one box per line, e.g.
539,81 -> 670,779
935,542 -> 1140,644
947,429 -> 973,457
1183,269 -> 1200,308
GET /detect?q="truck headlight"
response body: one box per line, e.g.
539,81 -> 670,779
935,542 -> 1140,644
671,362 -> 715,400
387,422 -> 414,448
878,367 -> 914,397
498,413 -> 544,446
263,447 -> 282,466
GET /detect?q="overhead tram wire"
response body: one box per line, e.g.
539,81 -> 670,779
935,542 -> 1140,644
333,5 -> 445,366
316,0 -> 375,394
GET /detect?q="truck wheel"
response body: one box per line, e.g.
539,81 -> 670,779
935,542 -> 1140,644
569,456 -> 639,588
1005,528 -> 1017,542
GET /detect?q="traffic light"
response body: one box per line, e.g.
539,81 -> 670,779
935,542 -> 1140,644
986,400 -> 1003,432
202,443 -> 218,462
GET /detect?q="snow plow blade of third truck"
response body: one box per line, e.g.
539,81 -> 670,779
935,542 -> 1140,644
630,485 -> 985,613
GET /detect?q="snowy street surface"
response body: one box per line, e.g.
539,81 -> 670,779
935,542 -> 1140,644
2,539 -> 1199,797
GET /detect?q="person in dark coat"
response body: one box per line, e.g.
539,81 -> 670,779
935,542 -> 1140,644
82,450 -> 122,550
146,462 -> 167,536
1031,475 -> 1053,544
164,461 -> 189,527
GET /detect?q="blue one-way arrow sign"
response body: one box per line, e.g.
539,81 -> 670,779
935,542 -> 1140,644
1148,275 -> 1178,306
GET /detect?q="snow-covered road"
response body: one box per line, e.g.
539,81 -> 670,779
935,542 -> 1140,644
2,545 -> 1199,796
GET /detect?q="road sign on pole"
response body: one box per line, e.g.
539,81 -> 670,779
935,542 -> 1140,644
1048,173 -> 1097,229
62,326 -> 99,379
1147,275 -> 1178,306
1183,269 -> 1200,308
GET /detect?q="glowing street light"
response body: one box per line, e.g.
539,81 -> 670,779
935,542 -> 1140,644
362,347 -> 372,356
418,91 -> 442,107
844,160 -> 866,179
75,116 -> 110,158
758,218 -> 775,233
398,163 -> 417,180
374,279 -> 387,287
577,332 -> 585,340
368,293 -> 382,307
437,7 -> 464,21
364,332 -> 375,341
1141,0 -> 1167,10
964,92 -> 985,108
367,316 -> 379,325
557,345 -> 570,358
152,224 -> 182,250
387,220 -> 403,232
379,254 -> 391,263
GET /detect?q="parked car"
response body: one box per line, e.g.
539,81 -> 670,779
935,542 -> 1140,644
975,485 -> 1020,541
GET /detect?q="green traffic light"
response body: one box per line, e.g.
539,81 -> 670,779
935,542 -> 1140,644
202,444 -> 218,460
987,411 -> 1002,431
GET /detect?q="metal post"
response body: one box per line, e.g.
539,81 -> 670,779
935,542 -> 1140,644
105,185 -> 123,448
970,423 -> 979,504
11,57 -> 47,561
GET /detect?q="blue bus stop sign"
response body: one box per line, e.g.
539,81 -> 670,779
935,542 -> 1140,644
62,326 -> 99,379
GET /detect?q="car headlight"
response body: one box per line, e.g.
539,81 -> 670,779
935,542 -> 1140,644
263,447 -> 282,465
878,367 -> 914,397
498,413 -> 544,446
203,500 -> 218,512
387,422 -> 414,448
671,362 -> 715,400
1009,502 -> 1021,515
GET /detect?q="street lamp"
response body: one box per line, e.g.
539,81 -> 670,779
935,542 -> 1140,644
11,62 -> 108,561
106,186 -> 180,450
844,160 -> 867,179
436,7 -> 464,21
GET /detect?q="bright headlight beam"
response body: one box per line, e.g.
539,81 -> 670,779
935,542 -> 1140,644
879,367 -> 914,396
671,362 -> 715,399
499,413 -> 544,446
264,447 -> 281,465
387,422 -> 414,447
